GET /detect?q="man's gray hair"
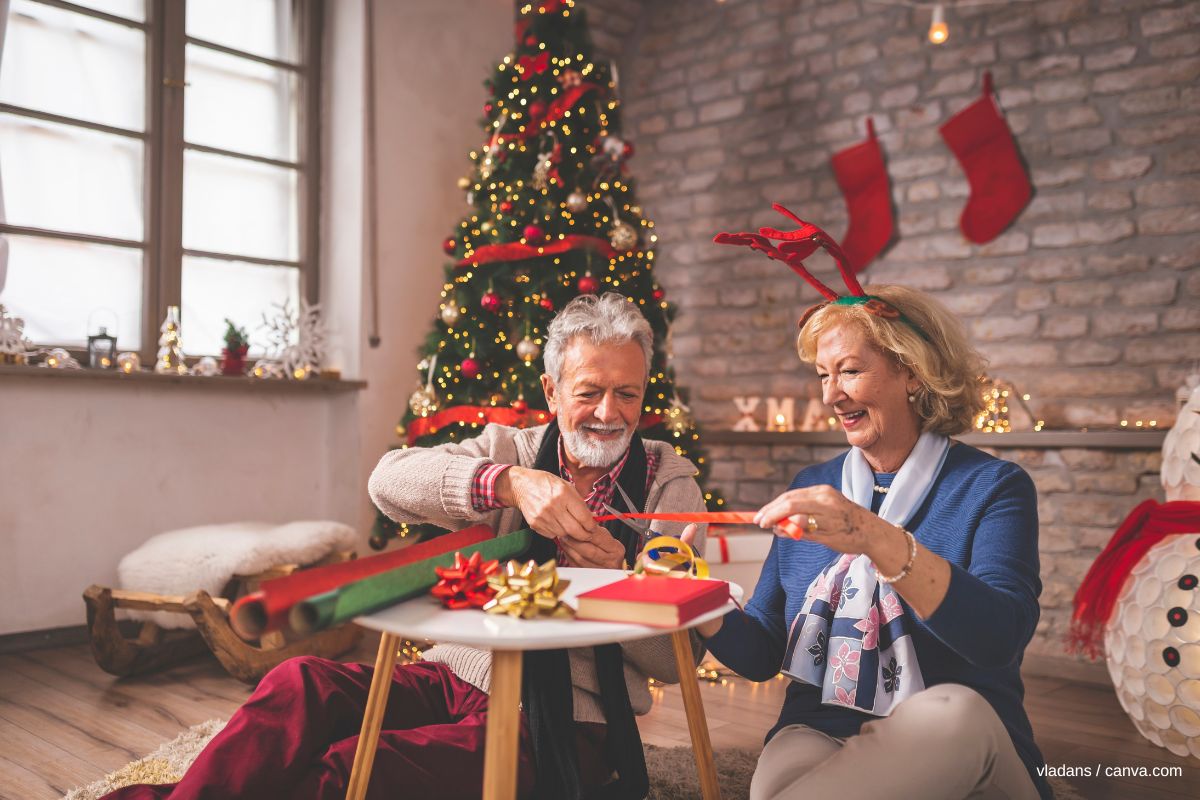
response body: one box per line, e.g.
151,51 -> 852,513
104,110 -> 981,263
543,293 -> 654,382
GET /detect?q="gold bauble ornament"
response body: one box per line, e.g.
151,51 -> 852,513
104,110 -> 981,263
515,336 -> 541,363
409,385 -> 439,417
440,304 -> 462,326
609,221 -> 638,253
566,190 -> 588,213
480,220 -> 493,233
395,421 -> 407,438
457,176 -> 471,190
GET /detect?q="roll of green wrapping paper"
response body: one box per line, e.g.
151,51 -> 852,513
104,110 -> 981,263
290,529 -> 534,634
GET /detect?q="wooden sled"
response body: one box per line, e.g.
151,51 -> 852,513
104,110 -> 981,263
84,550 -> 363,683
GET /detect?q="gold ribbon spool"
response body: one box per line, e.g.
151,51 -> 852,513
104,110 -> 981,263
634,535 -> 709,579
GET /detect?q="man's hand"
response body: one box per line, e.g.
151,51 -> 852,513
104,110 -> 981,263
558,525 -> 627,570
495,466 -> 606,543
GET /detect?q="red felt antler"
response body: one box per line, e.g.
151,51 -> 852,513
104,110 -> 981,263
758,204 -> 866,297
712,231 -> 839,301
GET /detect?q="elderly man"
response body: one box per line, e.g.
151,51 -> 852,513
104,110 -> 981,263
103,293 -> 707,800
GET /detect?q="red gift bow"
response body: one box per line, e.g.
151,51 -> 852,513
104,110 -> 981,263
516,52 -> 549,80
431,551 -> 502,609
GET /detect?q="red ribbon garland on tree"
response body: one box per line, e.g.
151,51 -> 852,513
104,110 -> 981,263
406,406 -> 664,446
507,82 -> 601,141
457,234 -> 615,268
431,551 -> 501,609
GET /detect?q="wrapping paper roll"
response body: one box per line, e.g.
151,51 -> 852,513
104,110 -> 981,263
231,524 -> 493,639
291,529 -> 534,634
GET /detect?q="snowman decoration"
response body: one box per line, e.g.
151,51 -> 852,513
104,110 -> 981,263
1102,378 -> 1200,759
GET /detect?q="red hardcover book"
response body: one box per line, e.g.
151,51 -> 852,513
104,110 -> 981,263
575,576 -> 730,628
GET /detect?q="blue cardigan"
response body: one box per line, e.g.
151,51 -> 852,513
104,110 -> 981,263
704,442 -> 1051,799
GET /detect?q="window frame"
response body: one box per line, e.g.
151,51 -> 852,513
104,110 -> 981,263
0,0 -> 323,362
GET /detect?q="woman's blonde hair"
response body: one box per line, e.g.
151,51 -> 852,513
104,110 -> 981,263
797,285 -> 988,436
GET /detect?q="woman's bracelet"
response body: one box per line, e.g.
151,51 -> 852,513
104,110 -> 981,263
875,524 -> 917,584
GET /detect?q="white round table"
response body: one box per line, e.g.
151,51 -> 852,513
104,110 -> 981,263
345,568 -> 743,800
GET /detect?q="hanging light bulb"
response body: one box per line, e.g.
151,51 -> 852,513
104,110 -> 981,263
928,4 -> 949,45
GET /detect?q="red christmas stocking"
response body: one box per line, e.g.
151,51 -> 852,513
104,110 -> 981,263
939,71 -> 1032,244
831,117 -> 893,274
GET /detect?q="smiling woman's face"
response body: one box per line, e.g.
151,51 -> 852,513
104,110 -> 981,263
815,322 -> 922,470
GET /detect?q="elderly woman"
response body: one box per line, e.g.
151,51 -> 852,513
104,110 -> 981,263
693,212 -> 1050,800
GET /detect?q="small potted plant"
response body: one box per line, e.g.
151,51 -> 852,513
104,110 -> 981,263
221,318 -> 250,376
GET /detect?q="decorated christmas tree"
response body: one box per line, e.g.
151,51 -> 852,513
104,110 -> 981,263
371,0 -> 724,548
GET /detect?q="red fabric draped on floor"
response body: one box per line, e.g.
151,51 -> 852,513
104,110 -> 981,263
101,657 -> 609,800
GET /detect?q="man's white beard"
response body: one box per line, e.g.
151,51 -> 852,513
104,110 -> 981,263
562,423 -> 633,468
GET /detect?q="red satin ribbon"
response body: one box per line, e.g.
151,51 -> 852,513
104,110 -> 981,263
713,534 -> 731,563
456,234 -> 616,268
407,407 -> 663,446
593,511 -> 804,539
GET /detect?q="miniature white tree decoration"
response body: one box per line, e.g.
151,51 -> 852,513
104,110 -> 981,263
0,304 -> 32,365
261,298 -> 327,379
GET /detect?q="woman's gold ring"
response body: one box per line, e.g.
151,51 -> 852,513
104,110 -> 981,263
806,515 -> 818,533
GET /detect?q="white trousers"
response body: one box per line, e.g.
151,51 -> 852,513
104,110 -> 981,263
750,684 -> 1041,800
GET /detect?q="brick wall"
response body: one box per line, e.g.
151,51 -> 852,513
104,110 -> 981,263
585,0 -> 1199,658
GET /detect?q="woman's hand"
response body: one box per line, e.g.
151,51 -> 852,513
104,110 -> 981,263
754,484 -> 895,558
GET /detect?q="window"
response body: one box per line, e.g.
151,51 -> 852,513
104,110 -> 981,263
0,0 -> 322,358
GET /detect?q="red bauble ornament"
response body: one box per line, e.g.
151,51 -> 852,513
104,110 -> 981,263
528,100 -> 547,121
461,357 -> 481,379
442,236 -> 456,255
499,200 -> 514,213
481,291 -> 502,313
539,297 -> 555,311
622,141 -> 635,159
652,287 -> 665,301
484,102 -> 493,116
512,398 -> 528,414
523,223 -> 545,242
524,35 -> 538,47
577,273 -> 600,294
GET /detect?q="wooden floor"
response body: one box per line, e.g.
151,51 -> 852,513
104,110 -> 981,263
2,634 -> 1198,799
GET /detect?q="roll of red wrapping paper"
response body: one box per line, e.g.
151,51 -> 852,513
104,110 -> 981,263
593,511 -> 805,540
230,524 -> 494,640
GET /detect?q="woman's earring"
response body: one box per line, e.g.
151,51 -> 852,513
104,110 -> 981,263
908,393 -> 916,403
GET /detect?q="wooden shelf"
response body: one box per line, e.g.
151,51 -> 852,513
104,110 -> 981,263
702,430 -> 1166,450
0,363 -> 366,394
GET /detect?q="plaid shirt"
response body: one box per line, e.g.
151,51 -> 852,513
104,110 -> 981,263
471,438 -> 660,565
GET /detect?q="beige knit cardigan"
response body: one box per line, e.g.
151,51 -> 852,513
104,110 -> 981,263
367,422 -> 709,723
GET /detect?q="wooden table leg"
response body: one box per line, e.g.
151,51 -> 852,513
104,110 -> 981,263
482,649 -> 524,800
345,632 -> 400,800
671,629 -> 722,800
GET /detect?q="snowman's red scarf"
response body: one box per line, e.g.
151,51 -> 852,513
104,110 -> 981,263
1068,499 -> 1200,659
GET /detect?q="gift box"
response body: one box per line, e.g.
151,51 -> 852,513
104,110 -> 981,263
706,532 -> 773,601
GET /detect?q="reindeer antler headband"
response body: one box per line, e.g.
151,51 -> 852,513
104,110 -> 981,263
713,203 -> 929,340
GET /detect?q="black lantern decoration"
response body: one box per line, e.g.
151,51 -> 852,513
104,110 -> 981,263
87,327 -> 117,369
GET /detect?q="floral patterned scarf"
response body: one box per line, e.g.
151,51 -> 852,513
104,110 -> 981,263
781,431 -> 951,716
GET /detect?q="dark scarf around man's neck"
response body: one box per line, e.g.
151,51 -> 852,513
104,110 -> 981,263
516,417 -> 650,800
